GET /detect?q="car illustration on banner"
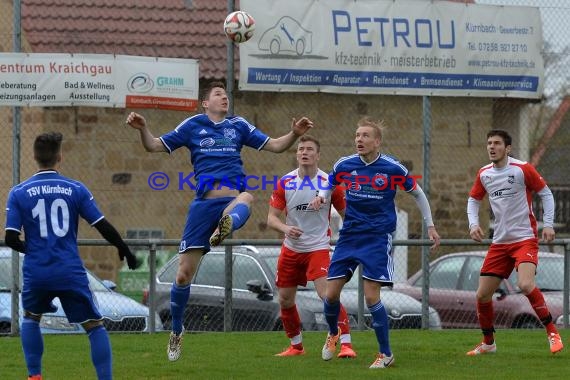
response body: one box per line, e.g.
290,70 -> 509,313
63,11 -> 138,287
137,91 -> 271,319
258,16 -> 313,56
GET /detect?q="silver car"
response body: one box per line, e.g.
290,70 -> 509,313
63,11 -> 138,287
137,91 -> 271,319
144,245 -> 441,332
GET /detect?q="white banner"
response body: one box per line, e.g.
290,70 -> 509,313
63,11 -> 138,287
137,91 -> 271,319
239,0 -> 544,98
0,53 -> 199,111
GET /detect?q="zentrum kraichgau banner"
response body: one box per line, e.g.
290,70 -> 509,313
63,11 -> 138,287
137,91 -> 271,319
0,54 -> 199,111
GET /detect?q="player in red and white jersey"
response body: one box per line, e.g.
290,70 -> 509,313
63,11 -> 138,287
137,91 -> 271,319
470,156 -> 547,244
466,129 -> 563,356
267,135 -> 356,358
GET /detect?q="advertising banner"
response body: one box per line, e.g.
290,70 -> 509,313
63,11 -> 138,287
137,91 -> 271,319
239,0 -> 544,98
0,54 -> 199,110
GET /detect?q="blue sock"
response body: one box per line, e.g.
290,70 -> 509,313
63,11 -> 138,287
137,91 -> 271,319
229,203 -> 250,230
21,317 -> 43,376
323,298 -> 340,336
369,301 -> 391,356
87,325 -> 112,380
170,283 -> 191,335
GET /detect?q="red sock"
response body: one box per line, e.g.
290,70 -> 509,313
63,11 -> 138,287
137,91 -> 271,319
338,303 -> 351,335
526,287 -> 558,335
281,305 -> 301,339
477,300 -> 495,345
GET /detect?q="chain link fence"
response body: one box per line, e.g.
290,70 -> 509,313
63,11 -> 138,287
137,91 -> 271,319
1,0 -> 569,335
3,239 -> 568,336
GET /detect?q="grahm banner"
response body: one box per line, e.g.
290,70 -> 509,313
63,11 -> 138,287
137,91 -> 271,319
0,53 -> 199,111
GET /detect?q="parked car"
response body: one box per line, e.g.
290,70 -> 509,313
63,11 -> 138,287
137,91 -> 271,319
144,246 -> 441,332
393,251 -> 568,329
0,248 -> 162,334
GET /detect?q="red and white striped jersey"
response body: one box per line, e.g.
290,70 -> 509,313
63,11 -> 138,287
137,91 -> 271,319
469,157 -> 546,244
269,168 -> 346,252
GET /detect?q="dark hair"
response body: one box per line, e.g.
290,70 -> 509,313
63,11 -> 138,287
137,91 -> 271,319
34,132 -> 63,168
487,129 -> 512,146
200,81 -> 226,102
298,134 -> 320,152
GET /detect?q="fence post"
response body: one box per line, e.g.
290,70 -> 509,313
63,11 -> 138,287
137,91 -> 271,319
148,241 -> 157,333
562,241 -> 570,329
420,246 -> 431,330
10,0 -> 22,339
224,244 -> 233,332
10,250 -> 20,337
421,95 -> 432,330
357,264 -> 365,330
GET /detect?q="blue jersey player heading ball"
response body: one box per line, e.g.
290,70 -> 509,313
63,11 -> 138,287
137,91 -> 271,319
309,117 -> 440,370
4,132 -> 137,380
126,81 -> 314,361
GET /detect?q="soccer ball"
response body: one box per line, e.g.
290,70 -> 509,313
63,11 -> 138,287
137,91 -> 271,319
223,11 -> 255,43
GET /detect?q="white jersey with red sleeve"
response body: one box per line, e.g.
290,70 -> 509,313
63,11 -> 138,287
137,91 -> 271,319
469,157 -> 546,244
269,168 -> 346,252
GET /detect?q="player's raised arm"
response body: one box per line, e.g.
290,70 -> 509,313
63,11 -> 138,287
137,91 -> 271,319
263,117 -> 314,153
125,112 -> 167,153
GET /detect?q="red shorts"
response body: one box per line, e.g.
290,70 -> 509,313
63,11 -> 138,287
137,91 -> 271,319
275,246 -> 330,288
480,238 -> 539,279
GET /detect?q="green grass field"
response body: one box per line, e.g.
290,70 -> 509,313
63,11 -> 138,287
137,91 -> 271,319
1,329 -> 568,379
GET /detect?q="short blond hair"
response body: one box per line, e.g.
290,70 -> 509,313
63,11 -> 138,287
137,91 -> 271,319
357,117 -> 384,139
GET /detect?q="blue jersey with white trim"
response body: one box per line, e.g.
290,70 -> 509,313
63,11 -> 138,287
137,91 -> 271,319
160,114 -> 270,198
329,154 -> 416,234
5,171 -> 104,290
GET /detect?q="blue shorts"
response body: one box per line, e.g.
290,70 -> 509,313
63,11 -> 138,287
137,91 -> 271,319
178,197 -> 235,253
22,287 -> 102,324
328,232 -> 394,285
